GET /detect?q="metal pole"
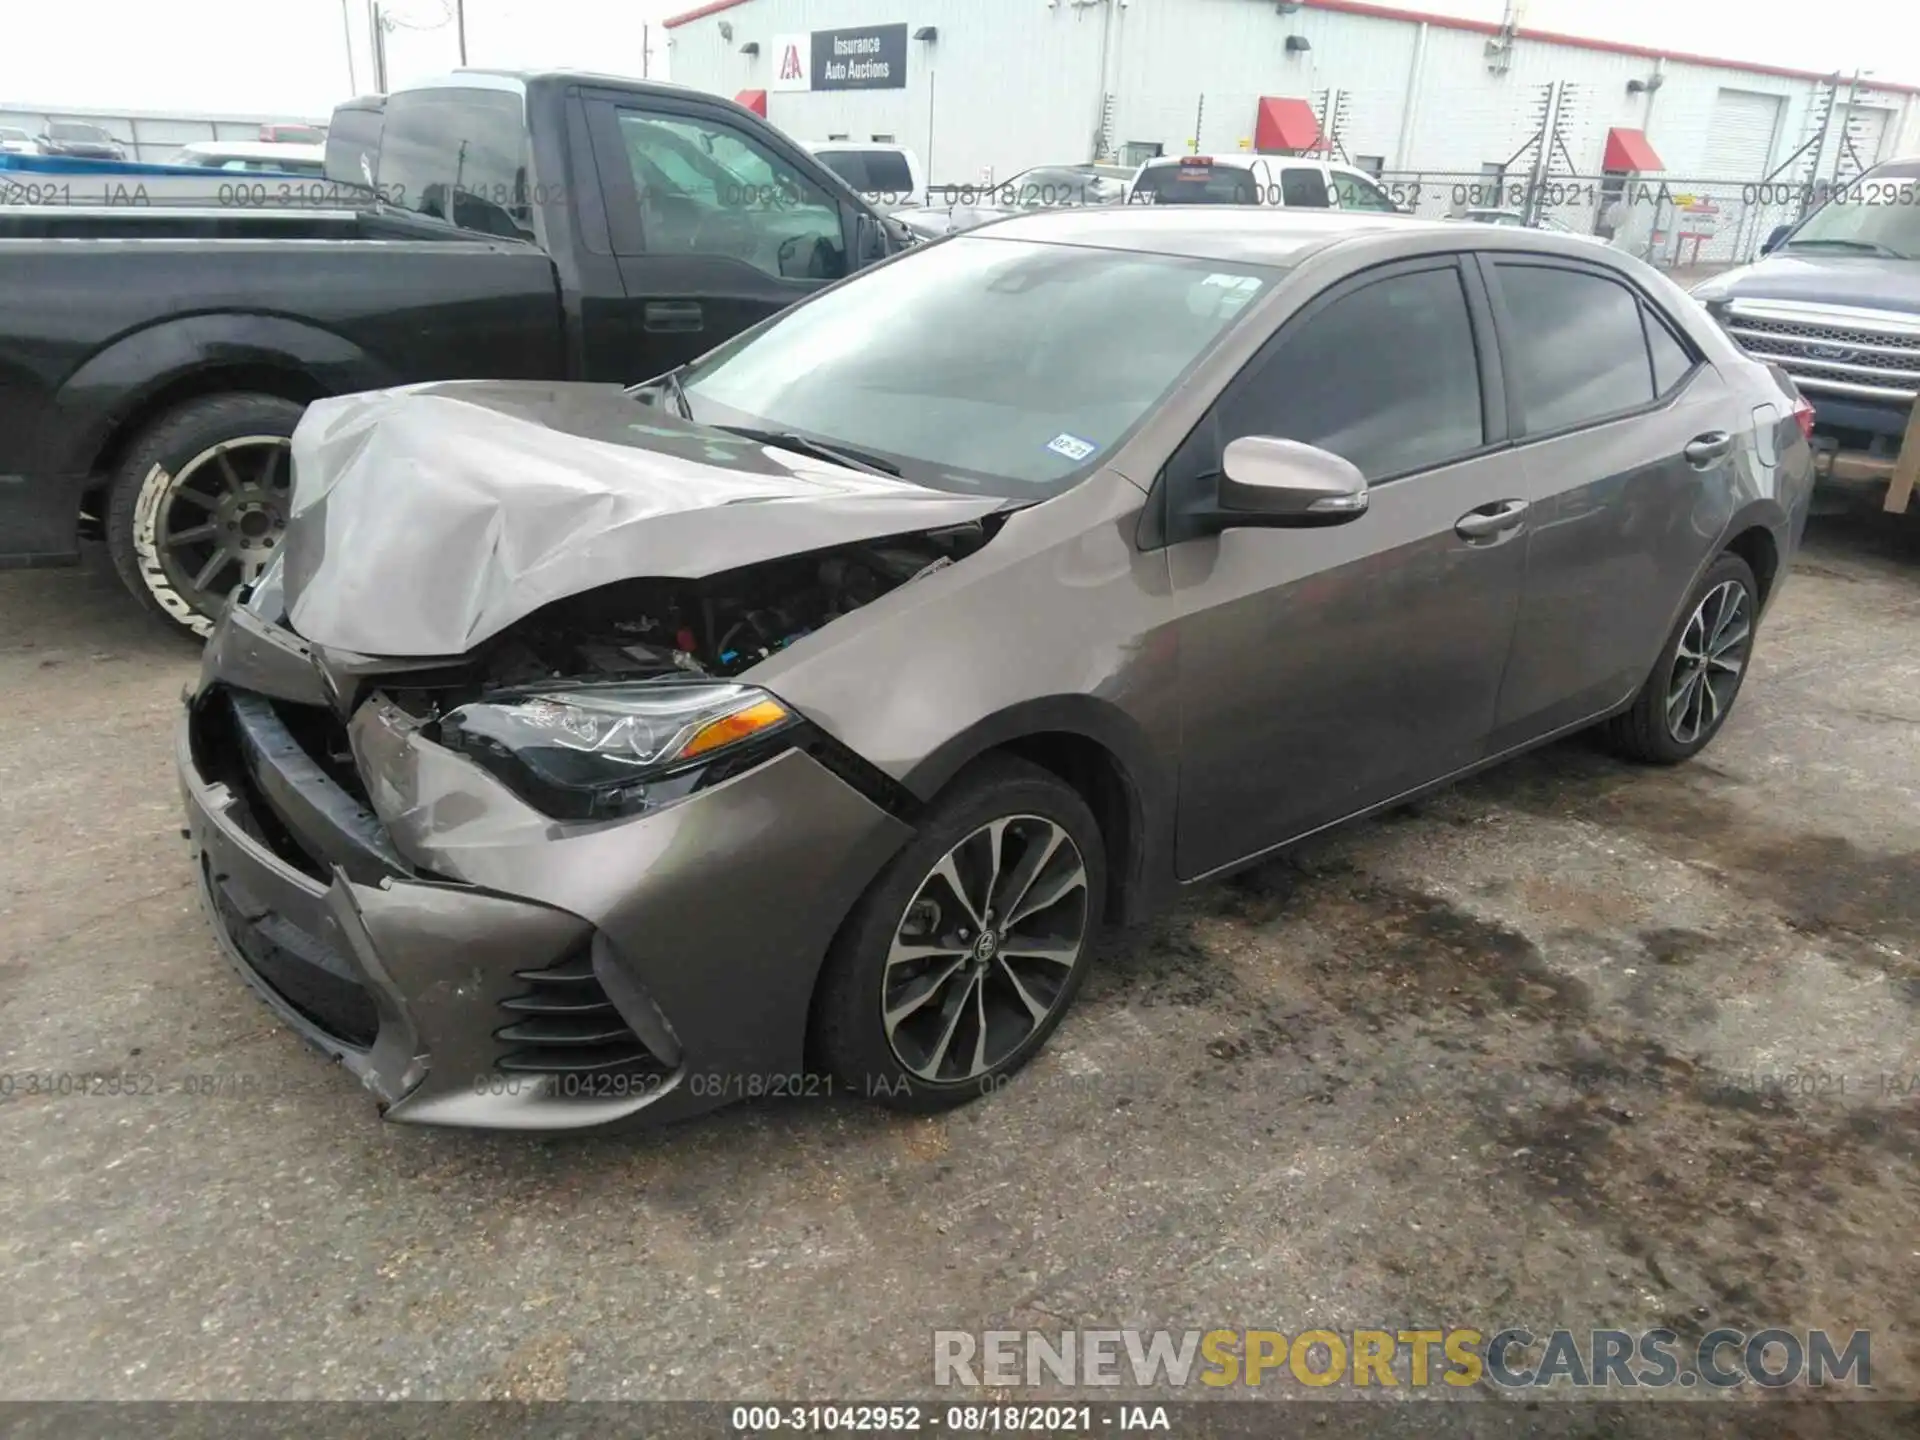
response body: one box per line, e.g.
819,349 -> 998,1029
340,0 -> 358,93
456,0 -> 467,64
1829,68 -> 1862,189
642,23 -> 650,78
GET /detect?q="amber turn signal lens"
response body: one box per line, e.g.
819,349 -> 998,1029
674,698 -> 792,761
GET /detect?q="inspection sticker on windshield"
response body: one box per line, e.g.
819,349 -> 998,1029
1202,272 -> 1264,311
1046,433 -> 1100,463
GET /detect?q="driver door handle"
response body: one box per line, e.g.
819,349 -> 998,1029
1455,498 -> 1529,540
644,300 -> 705,333
1684,431 -> 1734,467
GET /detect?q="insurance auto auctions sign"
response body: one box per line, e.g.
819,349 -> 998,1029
769,25 -> 908,92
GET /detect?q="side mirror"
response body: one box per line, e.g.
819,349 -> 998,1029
1218,436 -> 1369,526
1762,223 -> 1791,254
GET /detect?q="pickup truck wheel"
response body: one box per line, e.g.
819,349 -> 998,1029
106,394 -> 303,637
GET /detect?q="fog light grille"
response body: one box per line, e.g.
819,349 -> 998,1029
494,950 -> 669,1081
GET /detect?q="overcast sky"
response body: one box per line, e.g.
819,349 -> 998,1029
1,0 -> 1913,118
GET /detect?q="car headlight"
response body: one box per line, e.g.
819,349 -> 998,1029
436,682 -> 798,821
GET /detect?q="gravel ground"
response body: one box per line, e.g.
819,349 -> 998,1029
1,500 -> 1915,1410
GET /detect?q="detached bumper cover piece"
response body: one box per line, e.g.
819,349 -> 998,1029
179,678 -> 913,1131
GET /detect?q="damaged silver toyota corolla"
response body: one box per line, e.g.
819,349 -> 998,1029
179,209 -> 1811,1130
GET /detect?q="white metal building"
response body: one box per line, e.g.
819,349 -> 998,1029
664,0 -> 1920,192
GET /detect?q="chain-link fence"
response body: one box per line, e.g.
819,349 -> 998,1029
1373,170 -> 1823,271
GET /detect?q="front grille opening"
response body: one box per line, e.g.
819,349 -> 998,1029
1733,316 -> 1920,352
272,699 -> 370,806
192,695 -> 329,881
494,950 -> 672,1093
207,868 -> 379,1048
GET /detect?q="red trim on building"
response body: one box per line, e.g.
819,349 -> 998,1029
1254,96 -> 1323,154
665,0 -> 1919,95
664,0 -> 754,29
734,88 -> 768,116
1302,1 -> 1920,95
1602,127 -> 1664,172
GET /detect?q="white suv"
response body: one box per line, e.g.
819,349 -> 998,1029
1127,154 -> 1403,212
802,141 -> 926,211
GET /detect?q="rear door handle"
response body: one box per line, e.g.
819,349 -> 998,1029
1684,431 -> 1734,467
1455,498 -> 1529,540
643,300 -> 705,333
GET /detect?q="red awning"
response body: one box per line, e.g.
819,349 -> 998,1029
1253,96 -> 1322,154
734,89 -> 768,117
1602,127 -> 1663,172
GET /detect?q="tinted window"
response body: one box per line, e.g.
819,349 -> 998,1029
1646,309 -> 1695,393
1281,168 -> 1331,208
862,150 -> 914,195
815,149 -> 869,190
1219,266 -> 1484,480
1495,263 -> 1656,432
1130,162 -> 1259,205
616,109 -> 847,280
377,88 -> 532,240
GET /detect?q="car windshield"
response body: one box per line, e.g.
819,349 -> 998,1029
680,236 -> 1274,496
1784,162 -> 1920,259
49,123 -> 108,141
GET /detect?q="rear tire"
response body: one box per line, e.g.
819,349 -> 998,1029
105,393 -> 304,638
812,756 -> 1105,1113
1602,551 -> 1759,764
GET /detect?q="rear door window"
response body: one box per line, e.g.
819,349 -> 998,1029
1646,310 -> 1697,394
1131,161 -> 1260,205
1281,168 -> 1332,208
1493,262 -> 1658,432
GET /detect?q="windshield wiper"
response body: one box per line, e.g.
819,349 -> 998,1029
1783,237 -> 1909,259
715,426 -> 902,477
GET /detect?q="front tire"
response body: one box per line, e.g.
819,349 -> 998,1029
1602,551 -> 1759,764
812,756 -> 1106,1113
105,393 -> 304,638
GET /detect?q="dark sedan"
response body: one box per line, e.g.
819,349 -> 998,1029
34,120 -> 126,160
179,209 -> 1812,1132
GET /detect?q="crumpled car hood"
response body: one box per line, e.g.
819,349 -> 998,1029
281,380 -> 1005,657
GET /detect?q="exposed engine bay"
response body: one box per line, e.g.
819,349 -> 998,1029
367,521 -> 992,723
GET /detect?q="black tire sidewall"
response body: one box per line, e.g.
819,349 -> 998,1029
813,757 -> 1106,1112
1638,552 -> 1759,762
105,393 -> 305,638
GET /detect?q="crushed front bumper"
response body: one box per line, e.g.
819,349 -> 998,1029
178,624 -> 912,1132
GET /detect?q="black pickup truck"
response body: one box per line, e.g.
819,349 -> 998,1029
0,70 -> 902,633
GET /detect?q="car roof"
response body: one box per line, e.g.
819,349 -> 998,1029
965,206 -> 1633,270
969,207 -> 1434,265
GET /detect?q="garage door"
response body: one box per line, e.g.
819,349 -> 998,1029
1703,89 -> 1781,180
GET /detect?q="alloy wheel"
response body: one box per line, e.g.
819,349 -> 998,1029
155,436 -> 293,616
1666,579 -> 1751,746
882,815 -> 1090,1084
